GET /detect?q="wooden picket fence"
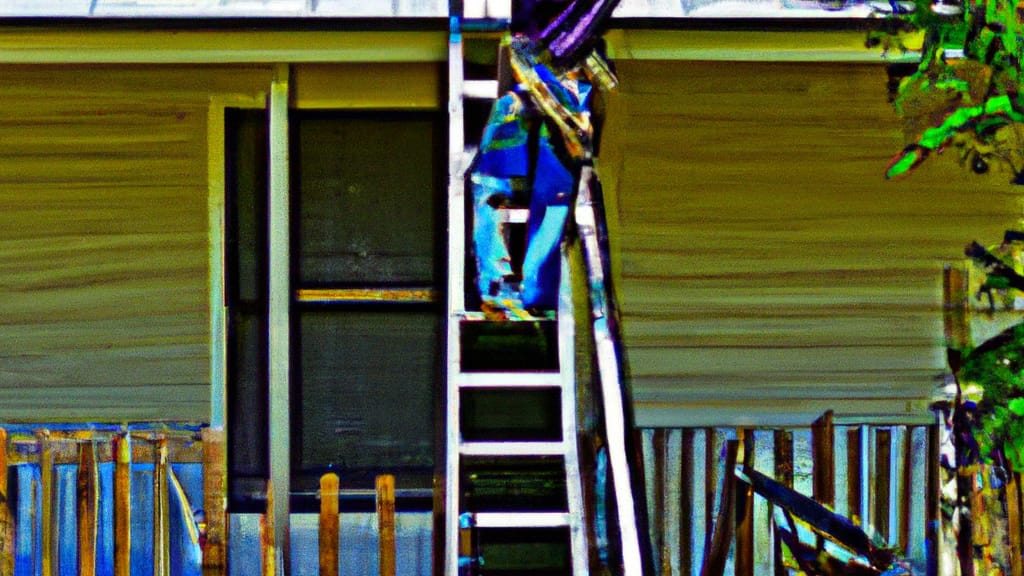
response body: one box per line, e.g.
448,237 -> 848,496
0,425 -> 404,576
636,413 -> 935,575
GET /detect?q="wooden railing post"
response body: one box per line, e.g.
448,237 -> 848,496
812,411 -> 835,509
77,438 -> 98,576
0,427 -> 13,576
202,427 -> 227,576
262,480 -> 276,576
38,430 -> 54,576
114,434 -> 131,576
153,436 -> 170,576
376,475 -> 396,576
319,473 -> 339,576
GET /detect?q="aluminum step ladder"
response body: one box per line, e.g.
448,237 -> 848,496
444,9 -> 588,576
445,3 -> 649,575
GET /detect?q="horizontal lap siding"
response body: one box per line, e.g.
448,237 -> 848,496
0,65 -> 272,421
601,60 -> 1023,426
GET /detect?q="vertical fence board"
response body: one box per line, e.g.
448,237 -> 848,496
153,437 -> 170,576
0,428 -> 12,576
376,475 -> 396,576
905,426 -> 928,570
892,427 -> 909,552
734,431 -> 753,576
641,429 -> 658,572
846,428 -> 862,527
39,432 -> 54,576
665,429 -> 682,576
114,436 -> 131,576
791,429 -> 813,500
700,440 -> 738,576
860,426 -> 872,534
833,426 -> 849,519
77,440 -> 98,576
751,430 -> 774,576
688,429 -> 706,576
704,428 -> 716,562
653,429 -> 668,575
262,480 -> 275,576
319,473 -> 339,576
773,430 -> 793,576
202,427 -> 227,576
874,429 -> 892,544
811,411 -> 835,509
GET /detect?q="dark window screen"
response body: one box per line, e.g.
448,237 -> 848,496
292,110 -> 441,493
295,113 -> 437,287
296,309 -> 438,475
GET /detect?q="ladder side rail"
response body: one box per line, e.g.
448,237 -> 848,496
558,246 -> 590,576
445,15 -> 468,576
574,165 -> 651,576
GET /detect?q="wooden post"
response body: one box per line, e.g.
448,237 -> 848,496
812,411 -> 835,509
153,437 -> 170,576
0,427 -> 13,576
319,473 -> 339,576
202,427 -> 227,576
114,435 -> 131,576
77,439 -> 98,576
262,480 -> 276,576
39,430 -> 54,576
376,475 -> 396,576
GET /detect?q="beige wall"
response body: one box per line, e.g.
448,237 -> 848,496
0,65 -> 272,421
600,60 -> 1024,426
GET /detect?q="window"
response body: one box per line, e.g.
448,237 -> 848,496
225,108 -> 444,511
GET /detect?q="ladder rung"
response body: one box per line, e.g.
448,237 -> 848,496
459,441 -> 566,457
456,372 -> 562,388
463,80 -> 500,100
472,512 -> 572,529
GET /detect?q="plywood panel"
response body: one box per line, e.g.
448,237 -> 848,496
601,60 -> 1024,426
0,65 -> 272,422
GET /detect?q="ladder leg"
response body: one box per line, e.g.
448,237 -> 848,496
559,251 -> 590,576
